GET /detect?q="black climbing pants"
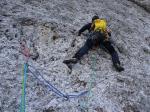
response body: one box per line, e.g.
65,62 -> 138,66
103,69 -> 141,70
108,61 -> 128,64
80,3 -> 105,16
73,32 -> 120,65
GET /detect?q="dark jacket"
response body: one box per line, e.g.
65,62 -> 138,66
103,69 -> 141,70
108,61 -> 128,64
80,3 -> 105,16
78,23 -> 92,35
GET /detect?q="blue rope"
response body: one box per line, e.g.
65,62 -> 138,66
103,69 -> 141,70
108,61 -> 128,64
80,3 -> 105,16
28,64 -> 88,100
29,67 -> 66,98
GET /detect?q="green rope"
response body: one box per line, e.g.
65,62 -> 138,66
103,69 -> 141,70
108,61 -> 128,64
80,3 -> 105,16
79,53 -> 97,112
20,63 -> 28,112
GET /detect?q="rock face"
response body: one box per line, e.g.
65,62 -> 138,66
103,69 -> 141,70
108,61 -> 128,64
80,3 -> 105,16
0,0 -> 150,112
128,0 -> 150,13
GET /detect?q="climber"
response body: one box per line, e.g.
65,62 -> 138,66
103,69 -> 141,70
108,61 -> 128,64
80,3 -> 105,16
63,15 -> 124,72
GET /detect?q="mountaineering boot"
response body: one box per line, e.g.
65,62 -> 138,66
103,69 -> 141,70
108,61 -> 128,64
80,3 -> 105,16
114,63 -> 124,72
63,58 -> 78,64
65,63 -> 73,70
63,58 -> 78,70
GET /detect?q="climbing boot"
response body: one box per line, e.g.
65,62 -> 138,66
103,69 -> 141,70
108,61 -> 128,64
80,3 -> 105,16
63,58 -> 78,64
66,63 -> 73,70
63,58 -> 78,71
114,63 -> 124,72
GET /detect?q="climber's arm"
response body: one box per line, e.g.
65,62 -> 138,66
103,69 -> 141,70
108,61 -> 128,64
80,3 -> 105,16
78,23 -> 92,36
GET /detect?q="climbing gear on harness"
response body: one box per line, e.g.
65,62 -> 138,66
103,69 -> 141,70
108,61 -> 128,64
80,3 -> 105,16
28,64 -> 88,100
20,63 -> 28,112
